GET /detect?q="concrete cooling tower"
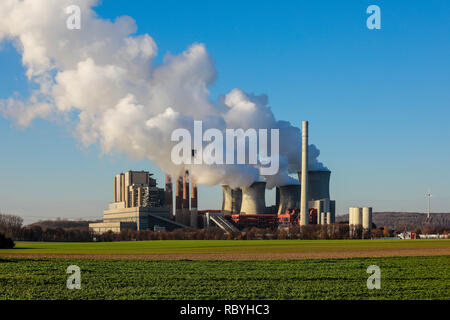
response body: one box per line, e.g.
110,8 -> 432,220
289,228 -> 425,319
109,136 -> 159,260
297,170 -> 331,201
240,182 -> 267,214
277,184 -> 300,215
221,185 -> 242,214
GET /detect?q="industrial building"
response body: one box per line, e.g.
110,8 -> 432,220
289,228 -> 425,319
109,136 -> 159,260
89,170 -> 185,233
204,121 -> 337,232
212,168 -> 336,231
91,121 -> 340,234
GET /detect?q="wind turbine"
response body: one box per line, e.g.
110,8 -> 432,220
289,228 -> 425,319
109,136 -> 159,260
426,190 -> 433,219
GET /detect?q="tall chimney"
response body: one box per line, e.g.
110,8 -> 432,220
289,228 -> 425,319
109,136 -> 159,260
182,170 -> 190,225
300,121 -> 309,225
165,175 -> 173,218
175,176 -> 183,223
191,181 -> 198,209
275,187 -> 280,211
190,180 -> 198,228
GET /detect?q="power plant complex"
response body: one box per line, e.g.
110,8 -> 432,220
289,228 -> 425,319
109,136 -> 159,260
90,121 -> 371,235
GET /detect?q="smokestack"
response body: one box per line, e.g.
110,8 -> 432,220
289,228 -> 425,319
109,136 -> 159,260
165,175 -> 173,217
190,180 -> 198,228
275,187 -> 280,210
183,171 -> 190,209
175,176 -> 183,223
182,170 -> 190,225
277,184 -> 300,215
300,121 -> 309,225
240,182 -> 266,214
191,182 -> 198,209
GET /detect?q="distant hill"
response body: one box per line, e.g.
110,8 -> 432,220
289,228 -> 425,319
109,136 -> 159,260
27,219 -> 101,230
336,212 -> 450,230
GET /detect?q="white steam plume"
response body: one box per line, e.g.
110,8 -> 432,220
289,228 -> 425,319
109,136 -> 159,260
0,0 -> 327,189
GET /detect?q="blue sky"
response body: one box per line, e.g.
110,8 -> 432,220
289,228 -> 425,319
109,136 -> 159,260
1,0 -> 449,223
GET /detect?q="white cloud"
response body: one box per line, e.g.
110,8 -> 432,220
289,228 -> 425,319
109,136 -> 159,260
0,0 -> 326,187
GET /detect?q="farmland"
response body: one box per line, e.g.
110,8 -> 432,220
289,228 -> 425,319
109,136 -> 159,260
0,239 -> 449,260
1,240 -> 448,300
0,255 -> 449,300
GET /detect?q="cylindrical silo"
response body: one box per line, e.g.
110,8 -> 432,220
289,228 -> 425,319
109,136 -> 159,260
277,184 -> 300,215
354,207 -> 362,226
349,207 -> 354,226
320,212 -> 325,225
326,211 -> 331,224
240,182 -> 266,214
362,207 -> 372,231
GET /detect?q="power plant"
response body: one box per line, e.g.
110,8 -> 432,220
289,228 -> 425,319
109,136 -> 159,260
90,121 -> 344,235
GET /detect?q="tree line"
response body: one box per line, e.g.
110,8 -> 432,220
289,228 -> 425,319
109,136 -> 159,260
1,213 -> 448,243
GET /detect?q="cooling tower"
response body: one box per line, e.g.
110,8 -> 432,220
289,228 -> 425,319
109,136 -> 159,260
221,185 -> 242,214
240,182 -> 267,215
277,184 -> 300,215
297,170 -> 331,201
362,207 -> 372,231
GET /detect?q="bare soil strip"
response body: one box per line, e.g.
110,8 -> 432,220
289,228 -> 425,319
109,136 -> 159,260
1,247 -> 449,260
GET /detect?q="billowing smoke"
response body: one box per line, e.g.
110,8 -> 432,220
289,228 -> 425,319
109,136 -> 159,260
0,0 -> 327,189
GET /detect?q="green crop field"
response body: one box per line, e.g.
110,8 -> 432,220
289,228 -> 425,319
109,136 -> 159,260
0,255 -> 449,300
1,239 -> 449,255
